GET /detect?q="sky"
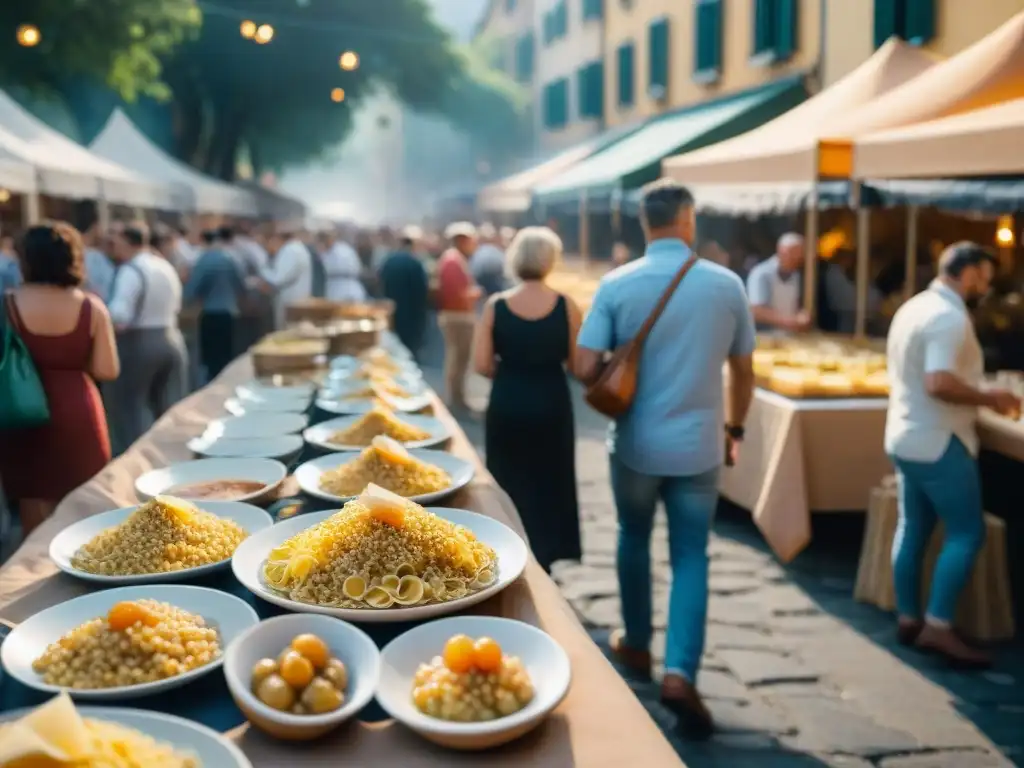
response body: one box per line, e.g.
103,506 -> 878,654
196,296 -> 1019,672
279,0 -> 490,222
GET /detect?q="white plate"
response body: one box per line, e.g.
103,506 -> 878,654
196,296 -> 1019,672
319,373 -> 428,401
329,354 -> 420,375
223,614 -> 380,740
135,458 -> 287,504
293,450 -> 473,505
225,396 -> 309,416
315,390 -> 433,415
0,705 -> 252,766
236,381 -> 316,400
1,585 -> 259,700
204,413 -> 308,439
231,507 -> 528,624
49,501 -> 274,585
376,616 -> 571,750
187,434 -> 304,462
303,414 -> 450,453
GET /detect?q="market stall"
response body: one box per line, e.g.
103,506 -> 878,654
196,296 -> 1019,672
0,347 -> 684,767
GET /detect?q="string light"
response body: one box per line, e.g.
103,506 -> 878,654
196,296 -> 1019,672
254,24 -> 274,44
331,88 -> 346,103
339,51 -> 359,71
0,189 -> 10,204
240,20 -> 256,38
996,215 -> 1015,247
16,24 -> 41,47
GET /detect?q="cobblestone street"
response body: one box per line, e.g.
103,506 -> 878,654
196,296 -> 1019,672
419,325 -> 1023,768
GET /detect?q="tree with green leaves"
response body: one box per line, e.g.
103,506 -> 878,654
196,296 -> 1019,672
161,0 -> 528,180
0,0 -> 200,100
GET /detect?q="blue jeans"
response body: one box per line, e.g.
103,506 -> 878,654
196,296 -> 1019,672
610,454 -> 719,682
891,437 -> 985,624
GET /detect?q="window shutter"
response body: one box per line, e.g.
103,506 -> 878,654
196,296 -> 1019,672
873,0 -> 901,48
577,61 -> 604,118
775,0 -> 798,58
583,0 -> 603,20
752,0 -> 774,55
617,43 -> 635,106
557,79 -> 568,127
516,33 -> 535,82
559,1 -> 569,37
903,0 -> 935,44
648,18 -> 670,94
694,0 -> 723,75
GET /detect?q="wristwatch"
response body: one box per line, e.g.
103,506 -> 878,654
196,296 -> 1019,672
725,424 -> 745,441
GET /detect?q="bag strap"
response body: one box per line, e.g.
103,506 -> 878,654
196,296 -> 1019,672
632,254 -> 698,348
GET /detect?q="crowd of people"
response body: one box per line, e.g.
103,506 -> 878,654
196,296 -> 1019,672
1,179 -> 1019,740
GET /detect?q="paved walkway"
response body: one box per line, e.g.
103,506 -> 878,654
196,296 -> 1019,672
418,328 -> 1022,768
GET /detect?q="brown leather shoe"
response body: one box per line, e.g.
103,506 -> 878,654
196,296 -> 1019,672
661,674 -> 714,740
896,618 -> 924,646
608,629 -> 652,680
914,623 -> 991,670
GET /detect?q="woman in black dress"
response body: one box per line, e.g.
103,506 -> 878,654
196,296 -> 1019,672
472,227 -> 583,572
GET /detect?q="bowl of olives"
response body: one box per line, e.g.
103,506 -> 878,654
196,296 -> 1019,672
223,613 -> 380,740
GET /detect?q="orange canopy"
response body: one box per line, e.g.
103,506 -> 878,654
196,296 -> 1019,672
853,97 -> 1024,178
819,10 -> 1024,177
662,38 -> 939,184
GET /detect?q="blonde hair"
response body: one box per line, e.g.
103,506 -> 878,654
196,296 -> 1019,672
507,226 -> 562,281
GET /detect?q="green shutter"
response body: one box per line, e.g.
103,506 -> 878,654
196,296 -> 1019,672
775,0 -> 798,58
752,0 -> 774,55
648,18 -> 670,93
617,43 -> 635,106
904,0 -> 935,44
577,61 -> 604,118
694,0 -> 722,76
544,79 -> 568,128
560,1 -> 569,36
516,33 -> 534,82
873,0 -> 901,48
583,0 -> 603,21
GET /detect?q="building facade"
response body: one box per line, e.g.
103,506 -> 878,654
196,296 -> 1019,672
602,0 -> 822,127
822,0 -> 1024,86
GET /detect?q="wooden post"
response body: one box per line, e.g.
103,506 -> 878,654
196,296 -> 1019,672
803,193 -> 819,320
903,205 -> 918,301
854,191 -> 871,337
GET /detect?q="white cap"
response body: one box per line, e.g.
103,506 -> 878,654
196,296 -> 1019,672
444,221 -> 477,241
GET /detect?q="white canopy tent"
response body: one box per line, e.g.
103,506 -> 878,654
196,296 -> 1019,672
0,90 -> 177,209
92,109 -> 256,217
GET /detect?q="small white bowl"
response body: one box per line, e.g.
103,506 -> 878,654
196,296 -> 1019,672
293,450 -> 473,505
303,414 -> 449,453
225,396 -> 310,417
1,585 -> 259,700
223,614 -> 380,741
135,458 -> 287,504
237,381 -> 316,400
187,434 -> 303,463
315,391 -> 433,416
376,616 -> 571,750
319,373 -> 427,400
205,413 -> 308,439
49,500 -> 274,585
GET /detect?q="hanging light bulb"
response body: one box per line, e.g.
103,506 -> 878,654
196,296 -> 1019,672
254,24 -> 274,44
0,188 -> 11,204
331,88 -> 346,103
339,51 -> 359,71
240,20 -> 257,39
16,24 -> 41,47
996,214 -> 1016,247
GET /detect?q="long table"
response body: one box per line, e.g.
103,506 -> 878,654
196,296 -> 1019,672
0,356 -> 684,767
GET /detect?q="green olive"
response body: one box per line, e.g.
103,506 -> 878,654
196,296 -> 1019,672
301,676 -> 344,714
322,658 -> 348,691
256,673 -> 296,711
250,658 -> 278,691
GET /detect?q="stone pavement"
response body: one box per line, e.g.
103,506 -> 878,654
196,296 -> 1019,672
417,327 -> 1021,768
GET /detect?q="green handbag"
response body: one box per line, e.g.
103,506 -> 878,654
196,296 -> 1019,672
0,294 -> 50,429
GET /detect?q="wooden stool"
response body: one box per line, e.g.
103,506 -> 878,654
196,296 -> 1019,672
855,478 -> 1016,641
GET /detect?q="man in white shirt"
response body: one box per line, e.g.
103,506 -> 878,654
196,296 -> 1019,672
258,229 -> 314,329
745,233 -> 811,333
319,230 -> 366,303
105,222 -> 189,454
885,242 -> 1019,668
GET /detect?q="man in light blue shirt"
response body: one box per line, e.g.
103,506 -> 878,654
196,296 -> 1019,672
0,234 -> 21,294
184,230 -> 246,381
576,179 -> 756,739
73,202 -> 116,303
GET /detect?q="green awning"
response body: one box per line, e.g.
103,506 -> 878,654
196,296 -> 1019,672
533,75 -> 807,207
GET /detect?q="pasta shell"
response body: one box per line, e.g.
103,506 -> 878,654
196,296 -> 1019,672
394,575 -> 425,605
474,568 -> 495,586
364,586 -> 395,609
381,574 -> 401,592
396,563 -> 415,578
342,575 -> 368,600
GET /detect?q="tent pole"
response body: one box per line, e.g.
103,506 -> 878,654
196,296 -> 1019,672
22,192 -> 40,227
854,193 -> 871,338
904,205 -> 918,301
803,194 -> 819,321
611,190 -> 622,241
579,190 -> 590,269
